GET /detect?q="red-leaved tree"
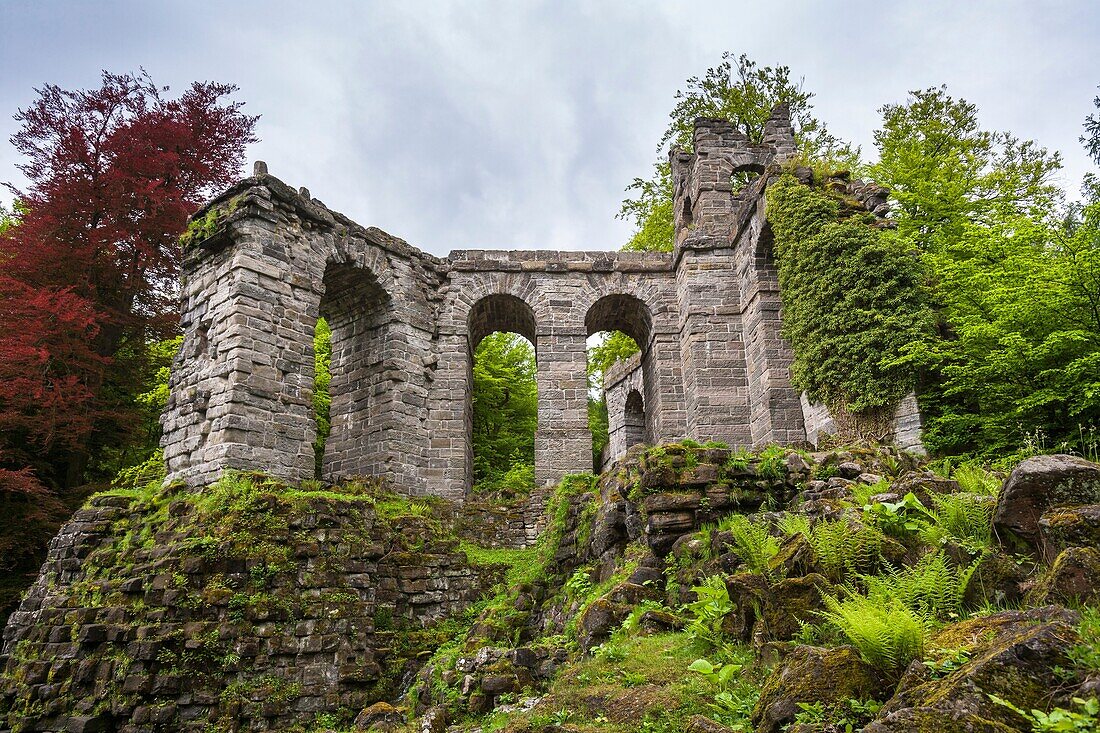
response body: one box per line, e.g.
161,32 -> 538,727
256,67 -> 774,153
0,71 -> 259,492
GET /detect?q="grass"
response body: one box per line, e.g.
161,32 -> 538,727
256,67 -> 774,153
481,633 -> 762,732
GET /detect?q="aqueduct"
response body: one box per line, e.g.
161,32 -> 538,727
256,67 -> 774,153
160,106 -> 922,500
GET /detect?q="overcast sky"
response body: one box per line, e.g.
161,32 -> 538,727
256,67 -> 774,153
1,1 -> 1097,256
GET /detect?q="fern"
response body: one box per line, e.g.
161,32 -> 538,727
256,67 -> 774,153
819,590 -> 927,674
850,478 -> 892,507
807,519 -> 885,582
920,492 -> 994,551
776,513 -> 811,538
862,552 -> 979,621
719,514 -> 780,574
952,465 -> 1001,497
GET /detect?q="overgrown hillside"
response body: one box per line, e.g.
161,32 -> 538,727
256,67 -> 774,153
3,443 -> 1100,733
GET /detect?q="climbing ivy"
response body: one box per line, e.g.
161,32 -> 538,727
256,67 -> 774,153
765,173 -> 933,438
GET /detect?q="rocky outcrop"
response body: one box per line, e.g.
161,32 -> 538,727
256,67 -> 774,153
0,480 -> 497,733
993,454 -> 1100,553
752,645 -> 887,733
864,607 -> 1080,733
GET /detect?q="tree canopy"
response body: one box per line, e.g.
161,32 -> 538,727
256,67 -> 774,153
0,71 -> 258,493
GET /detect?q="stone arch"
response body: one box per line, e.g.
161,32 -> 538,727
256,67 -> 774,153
464,292 -> 540,492
468,293 -> 538,352
316,258 -> 393,480
624,389 -> 646,448
584,293 -> 653,349
585,292 -> 661,464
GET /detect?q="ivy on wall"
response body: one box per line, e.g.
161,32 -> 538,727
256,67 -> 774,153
765,173 -> 933,437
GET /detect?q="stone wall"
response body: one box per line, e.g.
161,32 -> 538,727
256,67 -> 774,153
0,484 -> 496,733
161,105 -> 924,499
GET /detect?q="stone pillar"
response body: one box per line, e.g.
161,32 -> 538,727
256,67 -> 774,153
161,184 -> 326,486
534,331 -> 592,485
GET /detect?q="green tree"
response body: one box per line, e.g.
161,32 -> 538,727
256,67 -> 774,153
872,86 -> 1100,457
602,54 -> 863,402
620,52 -> 860,255
471,332 -> 538,490
869,86 -> 1062,254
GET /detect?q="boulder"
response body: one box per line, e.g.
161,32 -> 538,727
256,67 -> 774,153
754,573 -> 832,644
993,454 -> 1100,551
1038,503 -> 1100,560
864,607 -> 1079,733
354,702 -> 403,731
576,598 -> 630,651
751,645 -> 886,733
720,572 -> 770,642
767,532 -> 818,578
891,471 -> 960,506
1027,546 -> 1100,605
962,551 -> 1026,608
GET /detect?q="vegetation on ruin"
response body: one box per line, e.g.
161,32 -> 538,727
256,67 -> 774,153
765,173 -> 933,437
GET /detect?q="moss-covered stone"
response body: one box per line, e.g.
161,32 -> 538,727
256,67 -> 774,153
752,644 -> 887,733
867,607 -> 1080,733
1038,504 -> 1100,561
1026,547 -> 1100,605
0,476 -> 495,733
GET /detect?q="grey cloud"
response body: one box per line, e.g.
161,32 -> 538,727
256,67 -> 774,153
1,0 -> 1097,256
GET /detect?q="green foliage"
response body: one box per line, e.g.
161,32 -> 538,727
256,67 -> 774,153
312,318 -> 331,479
1066,605 -> 1100,676
776,512 -> 811,538
684,575 -> 734,653
717,515 -> 780,575
471,332 -> 538,486
659,52 -> 859,167
588,394 -> 609,470
765,175 -> 932,436
619,54 -> 859,258
587,331 -> 641,378
819,589 -> 927,674
990,694 -> 1100,733
862,552 -> 978,621
805,518 -> 885,582
687,657 -> 742,688
793,698 -> 884,733
870,86 -> 1100,458
755,445 -> 787,480
863,492 -> 933,538
952,464 -> 1003,497
473,461 -> 536,498
920,492 -> 995,551
869,86 -> 1062,254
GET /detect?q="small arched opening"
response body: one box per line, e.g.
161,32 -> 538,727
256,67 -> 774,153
585,294 -> 654,469
466,294 -> 539,496
314,261 -> 391,480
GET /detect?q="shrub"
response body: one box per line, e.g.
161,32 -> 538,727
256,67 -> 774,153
920,492 -> 995,551
862,552 -> 979,620
685,575 -> 734,653
806,519 -> 885,582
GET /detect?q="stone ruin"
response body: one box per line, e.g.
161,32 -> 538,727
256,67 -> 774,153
160,105 -> 922,501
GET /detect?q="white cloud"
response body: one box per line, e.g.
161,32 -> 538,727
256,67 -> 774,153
1,0 -> 1096,254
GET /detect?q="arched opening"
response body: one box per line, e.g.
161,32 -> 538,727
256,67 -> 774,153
313,262 -> 391,480
467,294 -> 538,496
585,294 -> 654,470
624,390 -> 646,449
